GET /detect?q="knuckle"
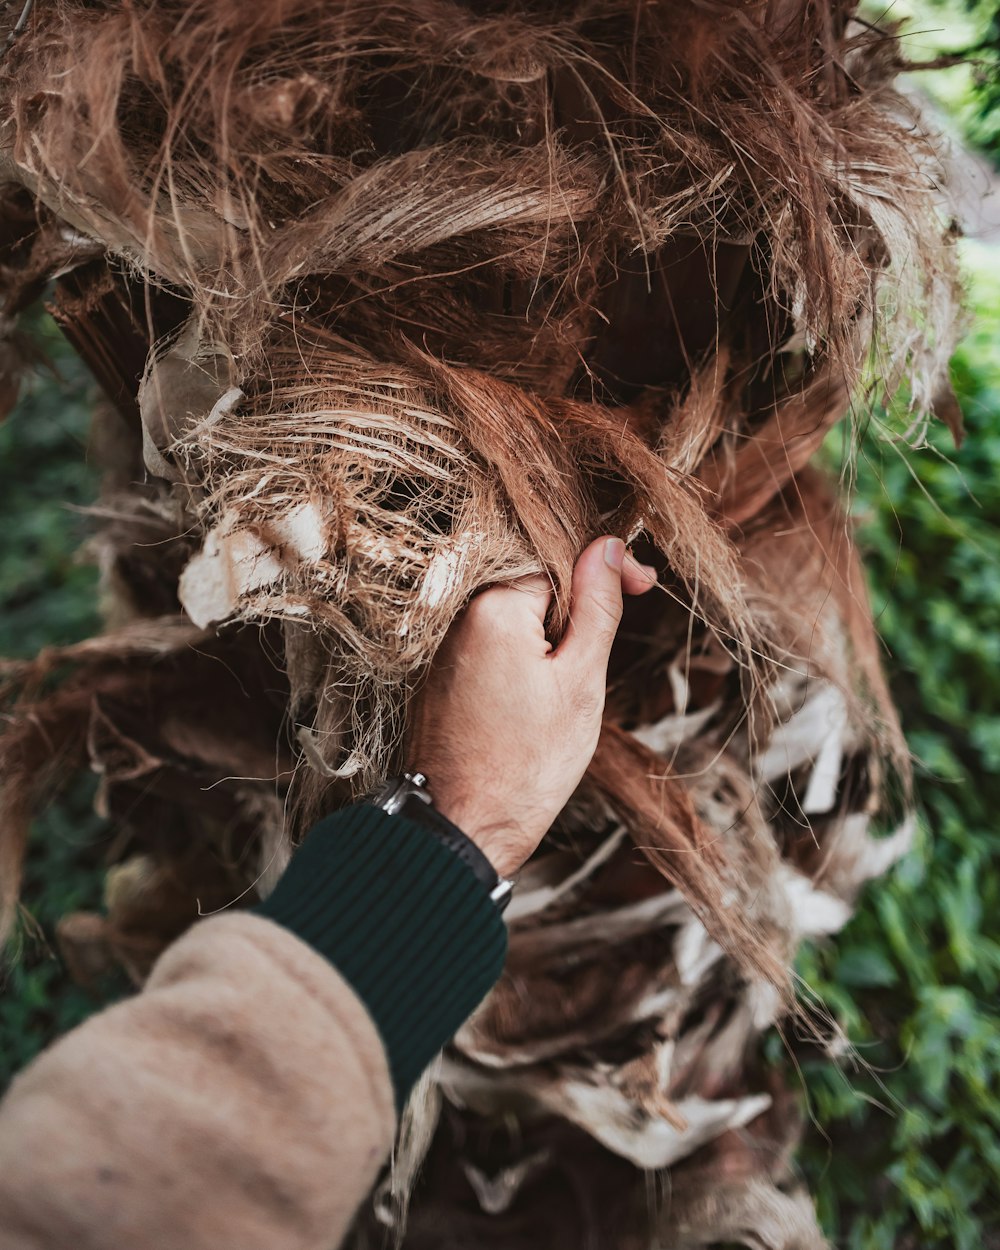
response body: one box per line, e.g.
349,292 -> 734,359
464,589 -> 513,634
465,588 -> 501,621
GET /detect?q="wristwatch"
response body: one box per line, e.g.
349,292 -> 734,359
370,772 -> 514,913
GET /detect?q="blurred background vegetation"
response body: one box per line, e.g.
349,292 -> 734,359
796,236 -> 1000,1247
794,4 -> 1000,1243
1,2 -> 998,1245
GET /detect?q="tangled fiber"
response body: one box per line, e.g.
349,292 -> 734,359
0,1 -> 962,1245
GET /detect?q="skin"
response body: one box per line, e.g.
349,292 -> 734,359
408,536 -> 657,877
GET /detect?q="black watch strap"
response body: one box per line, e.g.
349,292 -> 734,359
370,773 -> 513,912
394,791 -> 498,887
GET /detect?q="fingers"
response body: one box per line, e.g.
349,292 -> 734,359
462,572 -> 554,656
501,573 -> 554,625
465,544 -> 653,660
622,551 -> 658,597
556,536 -> 628,667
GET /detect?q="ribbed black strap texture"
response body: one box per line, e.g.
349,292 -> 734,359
254,802 -> 508,1110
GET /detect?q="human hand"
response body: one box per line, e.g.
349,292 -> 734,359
406,537 -> 657,877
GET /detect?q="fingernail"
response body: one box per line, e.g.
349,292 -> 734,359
603,537 -> 625,571
624,552 -> 658,583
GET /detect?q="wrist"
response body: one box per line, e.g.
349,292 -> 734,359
428,800 -> 522,878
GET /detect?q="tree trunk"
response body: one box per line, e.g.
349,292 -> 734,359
0,2 -> 960,1245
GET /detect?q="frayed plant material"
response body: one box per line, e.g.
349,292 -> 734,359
0,0 -> 962,1245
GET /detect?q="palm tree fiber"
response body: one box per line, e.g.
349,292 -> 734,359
0,1 -> 961,1244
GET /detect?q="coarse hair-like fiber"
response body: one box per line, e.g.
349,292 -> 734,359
0,1 -> 962,1245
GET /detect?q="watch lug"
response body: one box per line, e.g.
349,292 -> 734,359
372,773 -> 432,816
490,878 -> 514,913
372,776 -> 405,815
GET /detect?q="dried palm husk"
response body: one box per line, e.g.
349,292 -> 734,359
0,1 -> 961,1245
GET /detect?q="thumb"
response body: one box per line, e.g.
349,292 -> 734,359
555,536 -> 625,668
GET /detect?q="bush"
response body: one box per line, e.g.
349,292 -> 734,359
798,242 -> 1000,1247
0,316 -> 105,1084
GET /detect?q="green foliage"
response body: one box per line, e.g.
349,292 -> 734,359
797,242 -> 1000,1246
0,313 -> 100,658
0,781 -> 107,1085
888,0 -> 1000,159
0,321 -> 106,1086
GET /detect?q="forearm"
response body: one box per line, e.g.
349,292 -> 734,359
0,531 -> 638,1250
0,913 -> 391,1250
255,803 -> 508,1108
0,805 -> 506,1250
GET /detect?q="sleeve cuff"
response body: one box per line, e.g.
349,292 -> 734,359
253,802 -> 507,1109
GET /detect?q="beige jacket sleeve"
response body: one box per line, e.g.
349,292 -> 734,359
0,913 -> 396,1250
